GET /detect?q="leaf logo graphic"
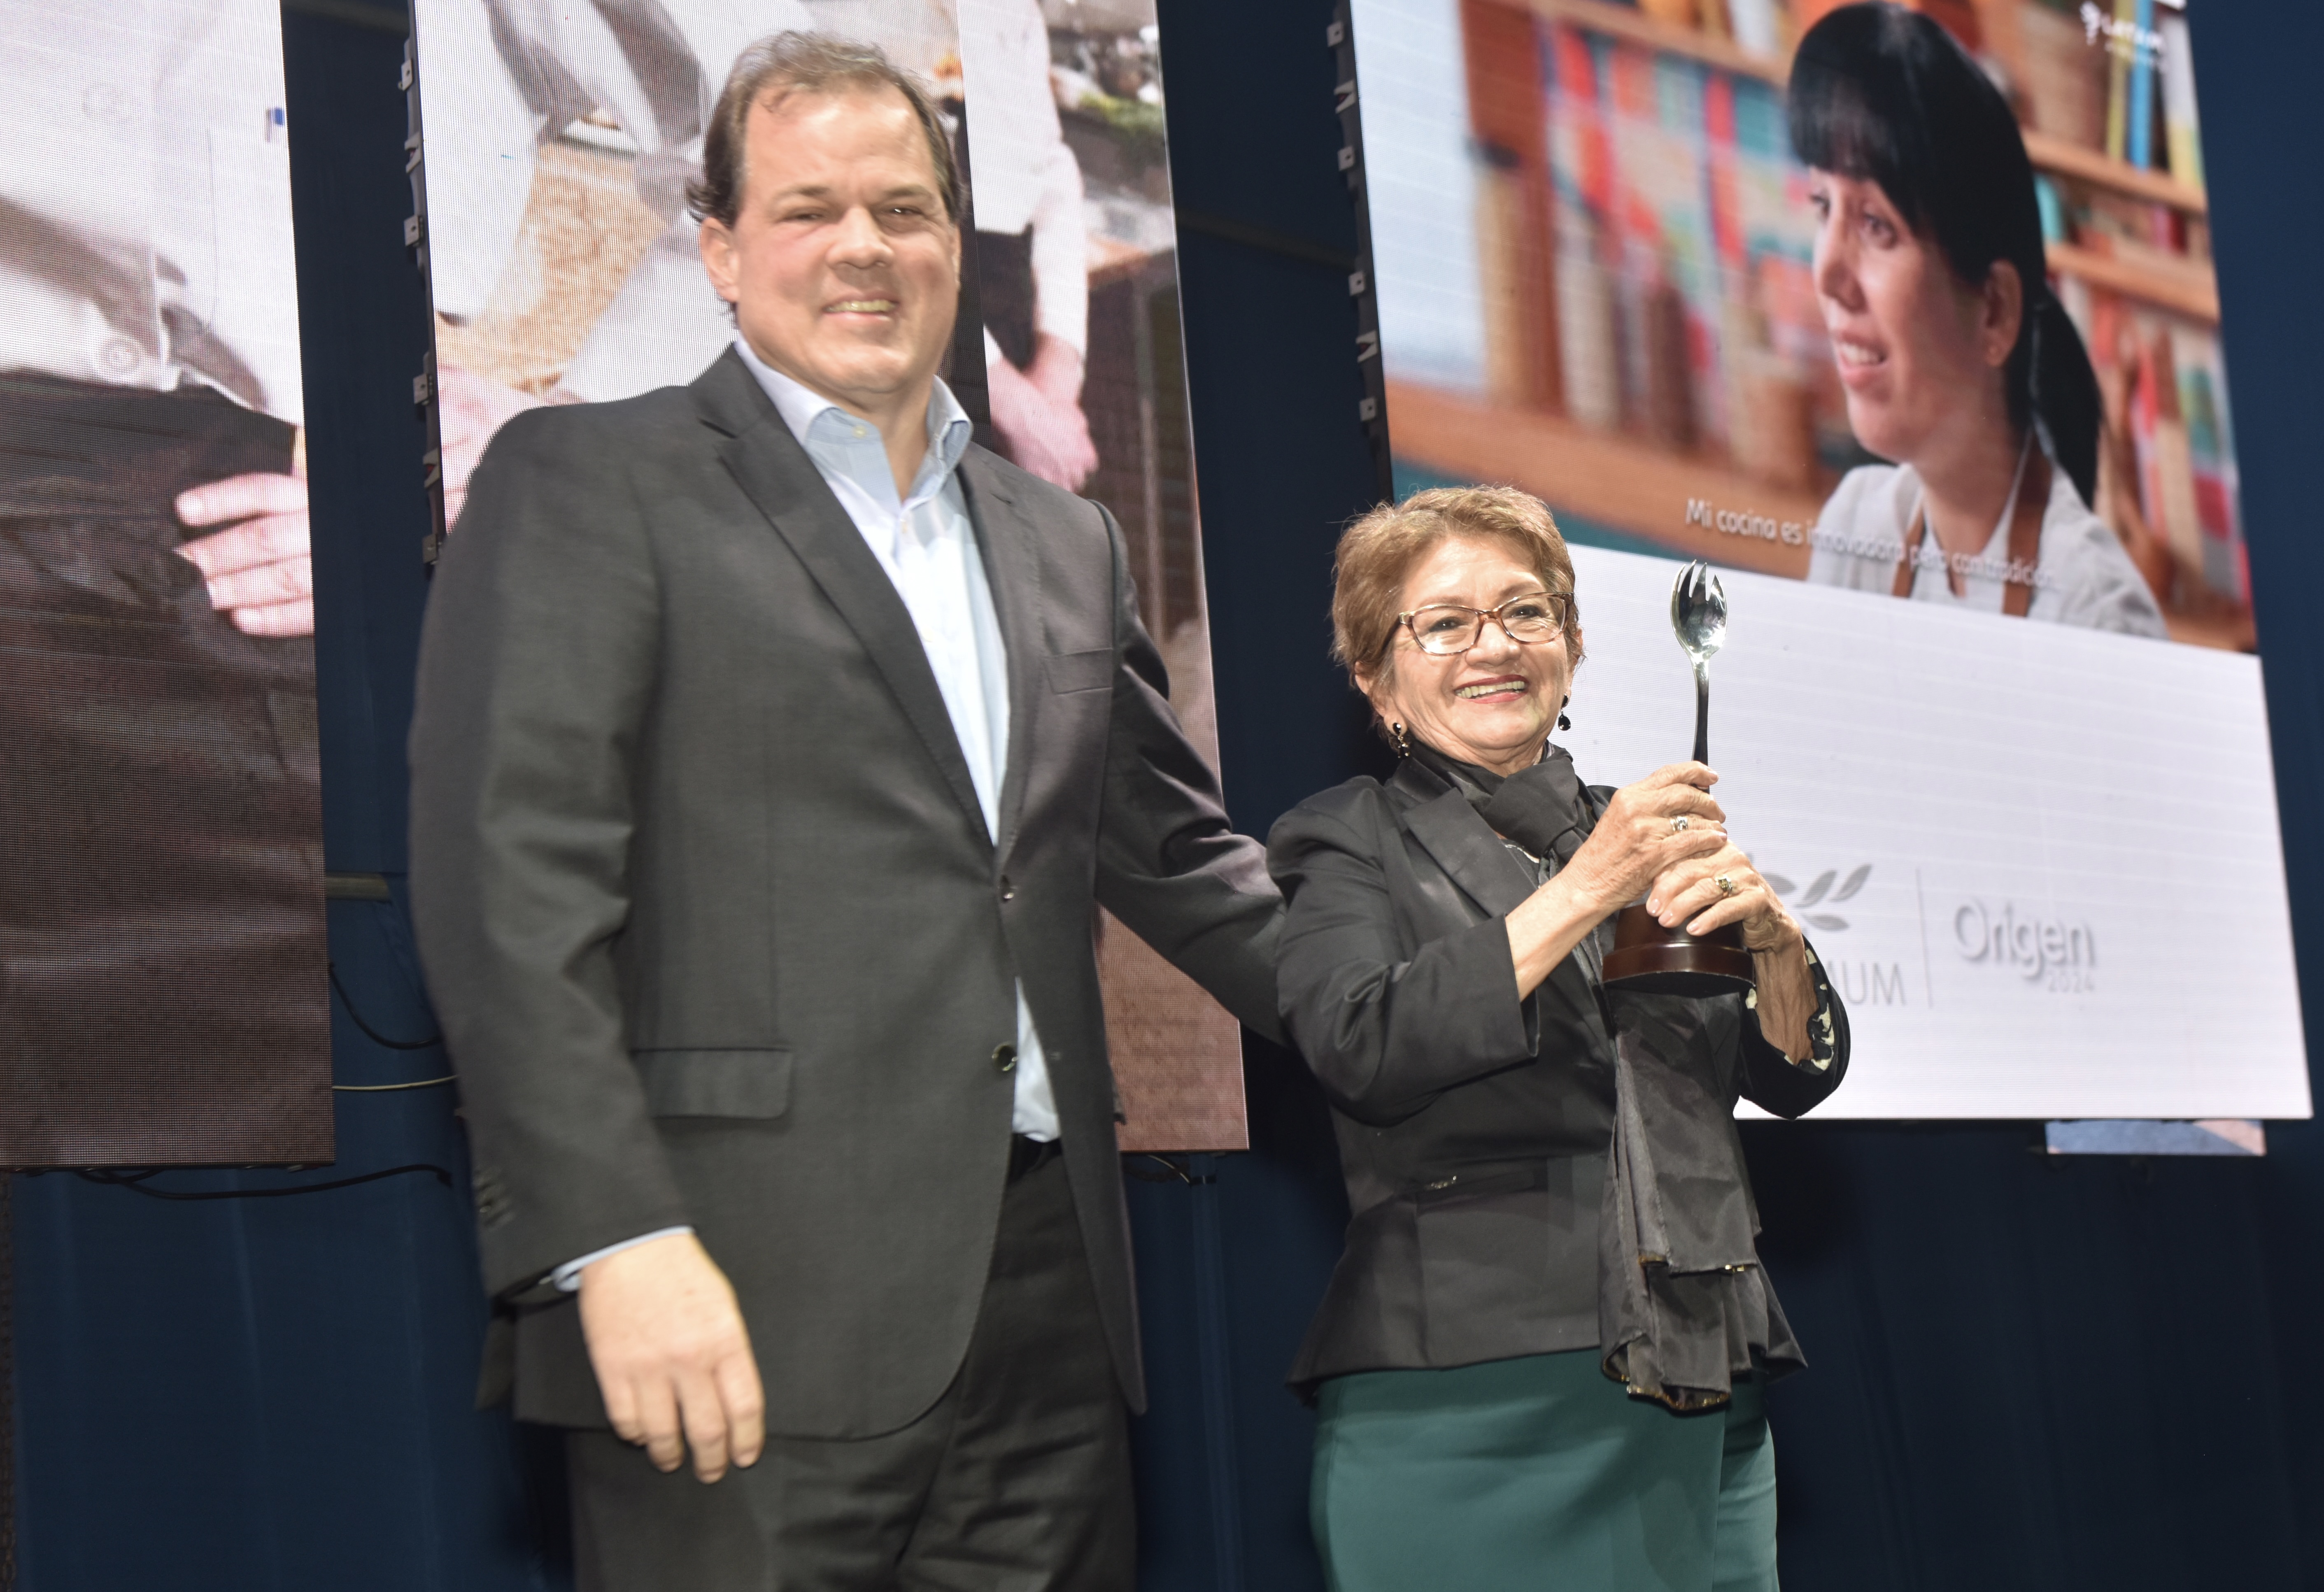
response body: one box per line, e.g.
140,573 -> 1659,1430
1761,865 -> 1871,932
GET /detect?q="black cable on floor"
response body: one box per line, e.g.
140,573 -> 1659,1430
72,1164 -> 453,1201
327,961 -> 443,1051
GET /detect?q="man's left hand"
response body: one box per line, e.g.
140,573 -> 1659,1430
176,467 -> 314,638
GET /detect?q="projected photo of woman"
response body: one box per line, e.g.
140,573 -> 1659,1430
1792,2 -> 2166,637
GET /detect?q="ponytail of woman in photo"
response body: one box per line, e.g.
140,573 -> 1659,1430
1791,1 -> 2167,636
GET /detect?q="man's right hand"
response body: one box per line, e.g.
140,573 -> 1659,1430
577,1232 -> 765,1483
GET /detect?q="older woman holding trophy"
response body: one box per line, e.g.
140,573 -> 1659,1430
1269,485 -> 1850,1591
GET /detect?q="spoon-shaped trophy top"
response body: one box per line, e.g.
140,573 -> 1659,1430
1670,561 -> 1726,763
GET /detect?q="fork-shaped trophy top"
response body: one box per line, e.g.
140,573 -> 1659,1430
1670,561 -> 1726,763
1672,560 -> 1727,663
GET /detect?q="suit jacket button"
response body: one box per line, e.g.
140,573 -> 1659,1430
993,1043 -> 1018,1073
999,877 -> 1016,903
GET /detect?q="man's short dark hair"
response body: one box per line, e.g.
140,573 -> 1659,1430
685,31 -> 964,229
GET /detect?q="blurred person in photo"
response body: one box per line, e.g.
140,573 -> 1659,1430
416,0 -> 1085,524
1792,2 -> 2165,637
417,0 -> 819,524
0,0 -> 313,635
0,0 -> 325,1144
957,0 -> 1099,490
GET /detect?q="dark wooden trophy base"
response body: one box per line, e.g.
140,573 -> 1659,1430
1602,902 -> 1755,996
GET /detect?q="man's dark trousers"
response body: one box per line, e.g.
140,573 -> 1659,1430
568,1150 -> 1127,1588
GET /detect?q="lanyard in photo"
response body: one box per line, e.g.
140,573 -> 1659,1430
1892,439 -> 2048,617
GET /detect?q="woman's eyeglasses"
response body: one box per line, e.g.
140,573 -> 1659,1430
1395,592 -> 1570,656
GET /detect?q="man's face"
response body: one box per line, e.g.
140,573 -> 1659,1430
700,84 -> 961,415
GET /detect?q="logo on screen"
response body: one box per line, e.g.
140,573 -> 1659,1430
1952,900 -> 2098,994
1761,866 -> 1870,933
2080,2 -> 2164,66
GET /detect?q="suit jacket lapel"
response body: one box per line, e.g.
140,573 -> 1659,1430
957,448 -> 1041,859
692,352 -> 990,843
1392,760 -> 1538,918
1393,758 -> 1612,1032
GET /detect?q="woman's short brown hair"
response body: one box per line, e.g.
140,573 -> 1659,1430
1331,484 -> 1584,682
685,32 -> 964,229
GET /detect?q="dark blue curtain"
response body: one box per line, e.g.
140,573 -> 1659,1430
14,2 -> 2324,1588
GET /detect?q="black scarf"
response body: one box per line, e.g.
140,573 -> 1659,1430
1406,738 -> 1599,867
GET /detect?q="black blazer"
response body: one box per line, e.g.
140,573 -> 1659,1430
1267,755 -> 1845,1388
408,350 -> 1283,1437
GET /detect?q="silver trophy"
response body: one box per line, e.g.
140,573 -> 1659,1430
1602,562 -> 1754,995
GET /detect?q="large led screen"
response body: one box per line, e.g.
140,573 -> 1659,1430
1345,0 -> 2308,1119
411,0 -> 1244,1149
0,0 -> 331,1164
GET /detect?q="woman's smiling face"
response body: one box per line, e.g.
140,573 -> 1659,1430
1358,534 -> 1572,778
1808,169 -> 2018,467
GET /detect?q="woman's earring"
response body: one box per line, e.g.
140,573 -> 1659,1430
1390,720 -> 1412,758
1557,696 -> 1572,733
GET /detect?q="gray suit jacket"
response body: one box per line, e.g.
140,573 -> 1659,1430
1267,756 -> 1844,1391
408,349 -> 1282,1437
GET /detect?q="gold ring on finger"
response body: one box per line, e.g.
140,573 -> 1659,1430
1716,873 -> 1737,897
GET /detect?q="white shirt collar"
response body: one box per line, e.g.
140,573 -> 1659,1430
731,337 -> 972,494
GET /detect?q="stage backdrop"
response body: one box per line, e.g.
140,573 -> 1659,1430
1344,0 -> 2309,1120
409,0 -> 1246,1149
0,0 -> 331,1165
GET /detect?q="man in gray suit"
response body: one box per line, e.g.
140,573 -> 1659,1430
408,32 -> 1281,1588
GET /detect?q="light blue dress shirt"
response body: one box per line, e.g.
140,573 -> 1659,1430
551,342 -> 1064,1292
735,338 -> 1060,1140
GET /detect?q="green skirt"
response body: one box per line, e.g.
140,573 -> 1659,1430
1311,1348 -> 1777,1592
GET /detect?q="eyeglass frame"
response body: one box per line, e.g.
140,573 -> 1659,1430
1389,590 -> 1572,658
